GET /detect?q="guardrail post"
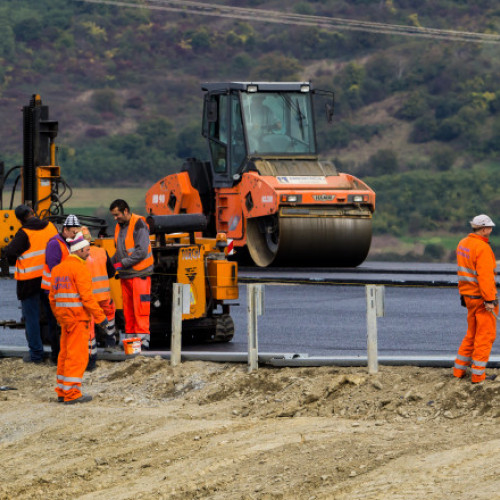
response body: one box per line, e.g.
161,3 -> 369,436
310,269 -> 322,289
247,284 -> 264,372
366,285 -> 385,374
171,283 -> 190,367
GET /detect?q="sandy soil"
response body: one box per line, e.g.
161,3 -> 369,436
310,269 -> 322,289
1,356 -> 499,499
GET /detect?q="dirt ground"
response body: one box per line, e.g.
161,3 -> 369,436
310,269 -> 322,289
0,356 -> 499,500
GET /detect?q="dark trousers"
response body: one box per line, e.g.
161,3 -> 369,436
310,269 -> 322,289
21,293 -> 44,362
21,291 -> 60,362
41,292 -> 60,362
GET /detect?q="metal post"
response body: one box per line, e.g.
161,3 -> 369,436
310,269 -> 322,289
171,283 -> 183,367
247,284 -> 264,372
366,285 -> 384,374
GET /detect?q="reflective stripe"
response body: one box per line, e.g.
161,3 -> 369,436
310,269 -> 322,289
126,248 -> 153,260
92,276 -> 108,283
454,362 -> 468,370
60,382 -> 81,390
41,278 -> 51,288
15,264 -> 44,274
55,301 -> 83,308
471,367 -> 485,375
63,376 -> 82,383
54,292 -> 81,299
18,249 -> 46,260
93,287 -> 110,294
472,359 -> 487,367
458,276 -> 478,283
456,354 -> 472,362
457,266 -> 477,275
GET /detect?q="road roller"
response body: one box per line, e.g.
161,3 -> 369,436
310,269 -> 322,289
146,81 -> 376,266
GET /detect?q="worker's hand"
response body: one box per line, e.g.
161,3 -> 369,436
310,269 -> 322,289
113,262 -> 123,270
98,318 -> 109,329
484,300 -> 498,311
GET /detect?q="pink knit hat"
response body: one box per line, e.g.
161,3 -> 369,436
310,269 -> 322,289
67,232 -> 90,253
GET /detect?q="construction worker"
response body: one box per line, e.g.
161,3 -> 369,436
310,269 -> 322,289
49,232 -> 107,404
109,199 -> 153,349
81,227 -> 118,370
41,214 -> 81,363
454,214 -> 498,383
1,205 -> 57,363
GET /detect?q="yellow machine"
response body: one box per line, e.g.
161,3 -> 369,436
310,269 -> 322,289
94,214 -> 238,345
1,95 -> 239,345
1,95 -> 62,254
0,95 -> 238,345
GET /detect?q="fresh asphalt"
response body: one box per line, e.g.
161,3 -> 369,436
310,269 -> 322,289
2,262 -> 499,359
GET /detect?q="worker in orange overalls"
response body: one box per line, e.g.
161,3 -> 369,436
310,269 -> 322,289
109,199 -> 153,350
49,232 -> 107,404
81,227 -> 118,370
41,214 -> 81,364
454,214 -> 498,384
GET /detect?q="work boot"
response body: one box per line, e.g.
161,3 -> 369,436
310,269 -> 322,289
86,354 -> 97,372
64,394 -> 93,405
486,374 -> 498,381
57,396 -> 64,403
22,354 -> 43,364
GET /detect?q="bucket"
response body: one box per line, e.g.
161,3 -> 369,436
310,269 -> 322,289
123,337 -> 142,355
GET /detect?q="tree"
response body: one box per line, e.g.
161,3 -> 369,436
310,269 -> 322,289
250,52 -> 301,81
137,118 -> 177,155
367,149 -> 399,176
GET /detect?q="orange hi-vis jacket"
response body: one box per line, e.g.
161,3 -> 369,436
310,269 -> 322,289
41,237 -> 70,291
86,246 -> 111,301
49,254 -> 106,326
114,213 -> 153,272
457,233 -> 497,301
15,223 -> 58,281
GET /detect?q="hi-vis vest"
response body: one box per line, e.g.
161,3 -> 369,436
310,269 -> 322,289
114,213 -> 153,271
86,246 -> 111,301
41,236 -> 70,291
15,223 -> 58,281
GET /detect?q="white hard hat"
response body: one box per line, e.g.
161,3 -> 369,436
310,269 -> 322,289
63,214 -> 81,227
470,214 -> 495,228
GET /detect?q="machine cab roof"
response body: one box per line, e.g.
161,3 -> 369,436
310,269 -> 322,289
201,82 -> 327,187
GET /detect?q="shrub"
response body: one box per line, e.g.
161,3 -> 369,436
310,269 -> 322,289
410,115 -> 437,143
91,89 -> 121,115
367,149 -> 399,176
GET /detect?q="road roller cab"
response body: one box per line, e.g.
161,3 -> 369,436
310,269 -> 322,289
145,82 -> 376,267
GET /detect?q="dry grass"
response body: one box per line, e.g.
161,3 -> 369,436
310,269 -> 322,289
6,188 -> 147,210
63,187 -> 147,209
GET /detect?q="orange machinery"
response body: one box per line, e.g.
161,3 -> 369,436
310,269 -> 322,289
146,82 -> 375,267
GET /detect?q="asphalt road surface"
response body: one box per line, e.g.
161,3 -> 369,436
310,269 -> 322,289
1,263 -> 499,358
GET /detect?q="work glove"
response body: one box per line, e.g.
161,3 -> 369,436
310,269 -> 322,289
98,318 -> 109,329
460,295 -> 466,308
105,334 -> 116,348
113,262 -> 123,270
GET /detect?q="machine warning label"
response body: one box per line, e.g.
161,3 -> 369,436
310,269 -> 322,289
180,247 -> 200,261
277,176 -> 327,185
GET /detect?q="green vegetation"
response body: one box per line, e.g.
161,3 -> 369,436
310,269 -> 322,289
1,0 -> 500,260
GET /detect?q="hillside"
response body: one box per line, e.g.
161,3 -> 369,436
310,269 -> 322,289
1,0 -> 500,258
